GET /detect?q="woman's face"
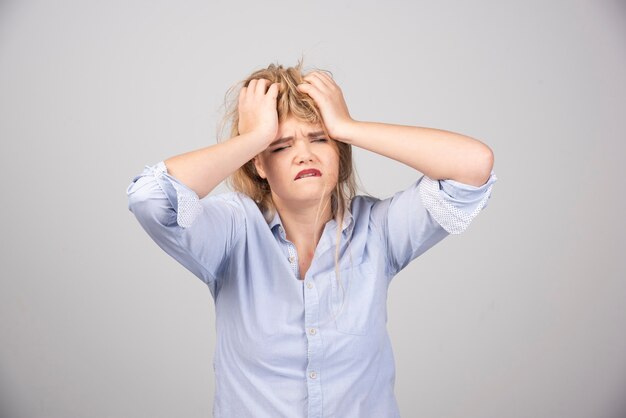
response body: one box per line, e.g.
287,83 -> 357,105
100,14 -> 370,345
253,116 -> 339,206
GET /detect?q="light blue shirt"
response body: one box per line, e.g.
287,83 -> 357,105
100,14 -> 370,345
126,161 -> 497,417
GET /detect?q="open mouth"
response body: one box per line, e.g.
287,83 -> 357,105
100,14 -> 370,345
294,169 -> 322,180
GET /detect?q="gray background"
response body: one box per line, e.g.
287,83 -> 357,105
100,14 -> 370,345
1,0 -> 625,417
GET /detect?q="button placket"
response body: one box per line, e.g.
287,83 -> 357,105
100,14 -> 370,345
304,271 -> 322,417
286,243 -> 299,279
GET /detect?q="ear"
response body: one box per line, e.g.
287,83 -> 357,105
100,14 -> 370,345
253,156 -> 267,180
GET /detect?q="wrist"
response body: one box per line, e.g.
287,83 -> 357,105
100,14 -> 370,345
330,119 -> 360,144
239,130 -> 275,151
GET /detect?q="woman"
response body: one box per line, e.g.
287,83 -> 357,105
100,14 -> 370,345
126,62 -> 497,417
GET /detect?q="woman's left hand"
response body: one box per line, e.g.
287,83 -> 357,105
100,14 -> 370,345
297,71 -> 354,141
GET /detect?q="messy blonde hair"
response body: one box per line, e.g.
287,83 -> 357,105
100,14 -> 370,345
217,60 -> 358,325
218,60 -> 356,224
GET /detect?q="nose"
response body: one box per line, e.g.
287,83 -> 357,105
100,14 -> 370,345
294,139 -> 314,163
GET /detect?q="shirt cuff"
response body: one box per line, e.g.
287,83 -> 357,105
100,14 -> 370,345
153,161 -> 203,228
418,170 -> 497,234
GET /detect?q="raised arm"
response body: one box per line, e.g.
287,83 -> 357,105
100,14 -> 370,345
165,79 -> 281,198
126,79 -> 282,288
296,72 -> 494,187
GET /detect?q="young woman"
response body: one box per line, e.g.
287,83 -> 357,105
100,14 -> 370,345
126,62 -> 497,417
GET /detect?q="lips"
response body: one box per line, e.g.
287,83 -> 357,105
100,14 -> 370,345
294,168 -> 322,180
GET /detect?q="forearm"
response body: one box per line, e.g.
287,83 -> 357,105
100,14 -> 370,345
164,132 -> 268,199
336,120 -> 494,187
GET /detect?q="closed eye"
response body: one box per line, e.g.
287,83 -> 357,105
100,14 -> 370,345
271,138 -> 327,153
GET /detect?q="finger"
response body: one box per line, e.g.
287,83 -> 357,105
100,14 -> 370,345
312,71 -> 335,88
316,71 -> 337,87
245,79 -> 258,98
302,74 -> 327,92
296,83 -> 322,102
247,79 -> 258,90
255,78 -> 269,96
296,82 -> 311,94
239,86 -> 248,102
267,82 -> 280,100
304,72 -> 333,90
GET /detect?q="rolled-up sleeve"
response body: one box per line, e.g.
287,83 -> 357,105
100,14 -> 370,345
371,170 -> 497,277
126,161 -> 245,286
419,170 -> 497,234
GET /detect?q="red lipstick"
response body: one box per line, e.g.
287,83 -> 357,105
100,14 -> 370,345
294,169 -> 322,180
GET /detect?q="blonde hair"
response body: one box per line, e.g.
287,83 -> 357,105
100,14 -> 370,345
218,61 -> 356,220
217,60 -> 358,326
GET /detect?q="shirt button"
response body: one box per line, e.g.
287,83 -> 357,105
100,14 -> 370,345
309,328 -> 316,335
288,255 -> 295,263
306,282 -> 313,289
309,371 -> 317,379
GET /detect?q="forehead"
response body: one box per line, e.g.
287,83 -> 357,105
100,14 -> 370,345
277,116 -> 323,135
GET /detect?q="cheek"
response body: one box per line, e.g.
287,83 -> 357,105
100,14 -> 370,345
264,162 -> 288,186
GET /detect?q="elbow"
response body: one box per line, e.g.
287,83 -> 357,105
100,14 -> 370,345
465,145 -> 494,187
476,145 -> 494,186
127,191 -> 171,229
126,180 -> 159,222
127,189 -> 151,220
127,180 -> 148,213
447,143 -> 495,187
479,145 -> 494,182
127,189 -> 143,210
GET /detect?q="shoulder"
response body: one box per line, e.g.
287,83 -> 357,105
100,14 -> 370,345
350,194 -> 379,210
348,194 -> 382,225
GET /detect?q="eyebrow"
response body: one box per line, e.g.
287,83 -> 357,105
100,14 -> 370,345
269,131 -> 326,147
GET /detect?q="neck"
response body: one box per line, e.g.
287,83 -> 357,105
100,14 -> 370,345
273,196 -> 333,249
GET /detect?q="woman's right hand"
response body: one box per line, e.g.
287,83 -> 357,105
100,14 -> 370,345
237,79 -> 280,144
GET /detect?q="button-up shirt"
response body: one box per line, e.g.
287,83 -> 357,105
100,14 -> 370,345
126,161 -> 497,417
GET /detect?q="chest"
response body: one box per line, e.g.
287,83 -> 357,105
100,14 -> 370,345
218,240 -> 388,340
296,248 -> 315,280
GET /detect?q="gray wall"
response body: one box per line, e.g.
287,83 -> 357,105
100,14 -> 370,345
1,0 -> 625,417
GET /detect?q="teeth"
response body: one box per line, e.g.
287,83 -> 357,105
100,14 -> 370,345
298,173 -> 317,179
